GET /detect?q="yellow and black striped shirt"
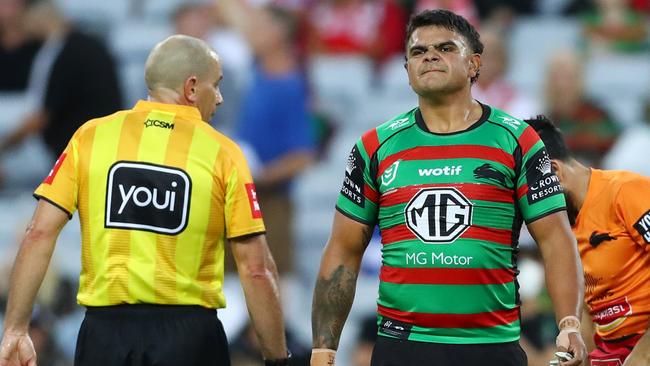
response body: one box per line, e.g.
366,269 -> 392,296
35,100 -> 265,308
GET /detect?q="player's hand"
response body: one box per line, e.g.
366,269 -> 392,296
557,332 -> 587,366
0,332 -> 37,366
310,349 -> 336,366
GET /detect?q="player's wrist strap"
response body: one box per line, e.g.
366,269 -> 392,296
556,315 -> 580,348
558,315 -> 581,331
311,349 -> 336,364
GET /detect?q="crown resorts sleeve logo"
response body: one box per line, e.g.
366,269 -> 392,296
404,187 -> 473,243
525,148 -> 563,204
105,161 -> 191,235
341,145 -> 366,207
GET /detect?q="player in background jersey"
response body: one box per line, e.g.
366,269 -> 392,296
0,35 -> 290,366
528,115 -> 650,366
310,10 -> 586,366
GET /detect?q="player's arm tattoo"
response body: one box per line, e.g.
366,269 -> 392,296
312,264 -> 359,349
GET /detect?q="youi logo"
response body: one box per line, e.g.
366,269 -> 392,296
105,161 -> 191,235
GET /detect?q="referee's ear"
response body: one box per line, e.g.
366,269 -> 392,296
183,76 -> 199,104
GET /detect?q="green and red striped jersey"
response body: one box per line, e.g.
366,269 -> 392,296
336,103 -> 566,344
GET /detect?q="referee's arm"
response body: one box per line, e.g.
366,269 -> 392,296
230,233 -> 288,361
0,200 -> 68,366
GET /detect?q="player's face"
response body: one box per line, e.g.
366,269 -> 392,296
196,53 -> 223,122
405,26 -> 479,97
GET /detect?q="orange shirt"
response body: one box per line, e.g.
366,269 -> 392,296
574,169 -> 650,340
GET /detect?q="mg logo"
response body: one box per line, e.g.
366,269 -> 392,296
404,188 -> 473,243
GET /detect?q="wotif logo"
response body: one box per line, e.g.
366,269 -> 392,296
418,165 -> 462,177
106,162 -> 191,235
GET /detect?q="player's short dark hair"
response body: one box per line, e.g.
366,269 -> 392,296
525,115 -> 572,161
405,9 -> 483,83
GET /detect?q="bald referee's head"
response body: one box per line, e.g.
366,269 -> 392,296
145,35 -> 223,122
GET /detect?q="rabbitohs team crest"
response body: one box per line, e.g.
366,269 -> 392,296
381,160 -> 400,186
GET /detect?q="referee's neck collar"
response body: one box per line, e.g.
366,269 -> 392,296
133,100 -> 202,121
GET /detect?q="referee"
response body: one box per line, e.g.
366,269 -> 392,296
0,35 -> 290,366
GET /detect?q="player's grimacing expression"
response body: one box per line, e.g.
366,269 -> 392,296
406,26 -> 480,97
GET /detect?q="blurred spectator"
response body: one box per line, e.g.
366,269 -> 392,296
0,0 -> 121,160
581,0 -> 648,54
603,99 -> 650,176
517,249 -> 557,366
474,0 -> 536,19
351,315 -> 377,366
305,0 -> 406,64
29,307 -> 69,366
473,0 -> 536,30
631,0 -> 650,13
217,0 -> 315,277
229,322 -> 310,366
414,0 -> 479,27
544,50 -> 620,166
0,0 -> 41,91
471,28 -> 539,119
175,1 -> 251,134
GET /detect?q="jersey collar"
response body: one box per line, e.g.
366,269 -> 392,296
133,100 -> 203,122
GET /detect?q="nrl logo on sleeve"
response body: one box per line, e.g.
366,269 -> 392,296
341,145 -> 365,207
633,209 -> 650,243
381,160 -> 400,186
525,149 -> 563,204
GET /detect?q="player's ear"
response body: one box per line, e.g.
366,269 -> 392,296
551,159 -> 565,181
469,54 -> 481,79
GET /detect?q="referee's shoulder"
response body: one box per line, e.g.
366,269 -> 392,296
73,109 -> 127,138
193,122 -> 246,158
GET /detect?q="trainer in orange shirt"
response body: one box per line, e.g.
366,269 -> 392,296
0,35 -> 290,366
528,115 -> 650,366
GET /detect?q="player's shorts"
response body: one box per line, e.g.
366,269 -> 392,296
370,335 -> 527,366
589,333 -> 643,366
74,304 -> 230,366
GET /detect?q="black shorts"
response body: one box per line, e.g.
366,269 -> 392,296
371,335 -> 527,366
74,304 -> 230,366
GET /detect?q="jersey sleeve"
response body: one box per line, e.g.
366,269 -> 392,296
223,144 -> 266,239
33,135 -> 79,218
516,128 -> 567,223
335,140 -> 379,225
615,179 -> 650,249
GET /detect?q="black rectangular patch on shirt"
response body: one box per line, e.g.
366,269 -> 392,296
379,317 -> 412,340
341,145 -> 365,207
525,148 -> 563,205
633,209 -> 650,244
